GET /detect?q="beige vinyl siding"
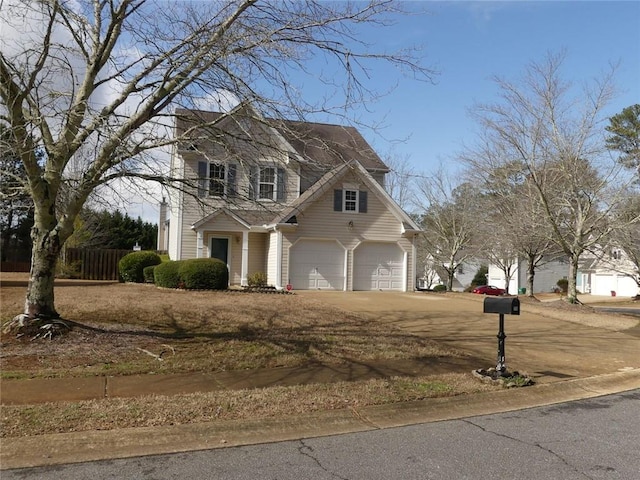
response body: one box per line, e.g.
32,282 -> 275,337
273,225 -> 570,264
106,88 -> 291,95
280,234 -> 291,287
282,171 -> 415,291
168,147 -> 185,260
248,233 -> 267,277
177,193 -> 204,259
181,148 -> 299,210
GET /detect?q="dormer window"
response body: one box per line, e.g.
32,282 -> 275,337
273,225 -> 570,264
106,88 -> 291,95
344,189 -> 358,212
333,187 -> 368,213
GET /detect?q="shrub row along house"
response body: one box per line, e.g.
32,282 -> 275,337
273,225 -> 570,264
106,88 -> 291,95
161,104 -> 420,291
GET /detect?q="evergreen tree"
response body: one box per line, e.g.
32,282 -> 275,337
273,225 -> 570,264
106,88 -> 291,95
606,104 -> 640,174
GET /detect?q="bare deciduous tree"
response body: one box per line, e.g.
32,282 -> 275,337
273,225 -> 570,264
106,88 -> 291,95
465,52 -> 638,303
382,151 -> 415,211
0,0 -> 434,325
413,168 -> 480,291
463,158 -> 563,297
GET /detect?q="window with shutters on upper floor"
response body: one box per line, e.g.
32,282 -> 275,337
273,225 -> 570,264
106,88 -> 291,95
197,161 -> 237,198
333,187 -> 367,213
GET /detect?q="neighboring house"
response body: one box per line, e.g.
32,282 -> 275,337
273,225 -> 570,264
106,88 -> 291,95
417,259 -> 481,291
164,105 -> 421,291
487,258 -> 568,294
578,247 -> 639,297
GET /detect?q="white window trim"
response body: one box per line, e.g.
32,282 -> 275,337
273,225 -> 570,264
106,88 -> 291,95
258,165 -> 277,201
343,188 -> 359,213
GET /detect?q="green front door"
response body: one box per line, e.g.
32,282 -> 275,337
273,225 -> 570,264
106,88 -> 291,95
210,238 -> 229,264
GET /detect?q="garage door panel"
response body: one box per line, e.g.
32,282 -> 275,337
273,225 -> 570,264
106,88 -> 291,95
354,243 -> 404,291
290,240 -> 345,290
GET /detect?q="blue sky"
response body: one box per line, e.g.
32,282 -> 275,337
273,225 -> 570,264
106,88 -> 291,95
312,1 -> 640,176
129,1 -> 639,223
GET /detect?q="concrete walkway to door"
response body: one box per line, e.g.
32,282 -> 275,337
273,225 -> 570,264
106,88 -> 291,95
295,291 -> 640,384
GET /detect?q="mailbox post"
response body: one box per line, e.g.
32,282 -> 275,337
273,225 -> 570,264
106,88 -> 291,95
483,297 -> 520,373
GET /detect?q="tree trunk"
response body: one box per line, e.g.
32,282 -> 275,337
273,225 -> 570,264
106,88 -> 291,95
526,255 -> 535,297
502,266 -> 511,294
567,254 -> 580,304
24,225 -> 65,319
445,262 -> 455,291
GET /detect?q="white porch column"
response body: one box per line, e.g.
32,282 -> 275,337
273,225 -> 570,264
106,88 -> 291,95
241,230 -> 249,286
196,230 -> 203,258
275,230 -> 283,290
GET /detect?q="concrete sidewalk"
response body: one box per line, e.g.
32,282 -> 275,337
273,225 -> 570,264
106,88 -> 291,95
2,291 -> 640,470
1,356 -> 484,406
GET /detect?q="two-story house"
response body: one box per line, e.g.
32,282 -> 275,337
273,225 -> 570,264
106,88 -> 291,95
164,104 -> 421,291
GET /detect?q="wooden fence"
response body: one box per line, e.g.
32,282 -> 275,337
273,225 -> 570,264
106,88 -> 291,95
63,248 -> 132,281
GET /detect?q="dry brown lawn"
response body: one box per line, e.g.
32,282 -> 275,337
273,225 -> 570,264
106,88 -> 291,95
1,275 -> 464,378
1,274 -> 496,437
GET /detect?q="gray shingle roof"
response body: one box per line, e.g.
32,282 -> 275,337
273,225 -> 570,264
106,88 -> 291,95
174,108 -> 388,172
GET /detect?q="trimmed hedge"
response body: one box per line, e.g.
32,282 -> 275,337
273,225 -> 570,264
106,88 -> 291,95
143,265 -> 157,283
433,284 -> 447,292
178,258 -> 228,290
154,261 -> 181,289
247,271 -> 268,287
119,251 -> 162,283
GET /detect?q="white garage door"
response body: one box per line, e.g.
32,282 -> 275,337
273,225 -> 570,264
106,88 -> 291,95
592,274 -> 614,296
353,243 -> 404,291
289,240 -> 345,290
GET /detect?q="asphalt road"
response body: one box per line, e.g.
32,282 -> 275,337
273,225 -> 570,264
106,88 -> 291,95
5,389 -> 639,480
594,306 -> 640,317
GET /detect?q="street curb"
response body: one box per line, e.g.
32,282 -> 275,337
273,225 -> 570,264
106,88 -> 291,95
2,369 -> 639,470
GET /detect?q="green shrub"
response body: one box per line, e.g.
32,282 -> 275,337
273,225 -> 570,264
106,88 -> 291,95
556,278 -> 568,293
143,265 -> 157,283
178,258 -> 228,290
119,251 -> 162,283
471,265 -> 489,287
433,284 -> 447,292
154,261 -> 181,289
247,271 -> 268,287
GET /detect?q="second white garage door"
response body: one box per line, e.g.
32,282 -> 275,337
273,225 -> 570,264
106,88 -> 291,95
289,240 -> 346,290
353,242 -> 404,291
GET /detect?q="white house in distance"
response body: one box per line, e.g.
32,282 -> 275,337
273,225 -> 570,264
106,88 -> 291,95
578,247 -> 639,297
488,259 -> 568,294
162,104 -> 421,291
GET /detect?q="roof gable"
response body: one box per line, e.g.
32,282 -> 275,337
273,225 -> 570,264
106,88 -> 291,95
271,161 -> 420,232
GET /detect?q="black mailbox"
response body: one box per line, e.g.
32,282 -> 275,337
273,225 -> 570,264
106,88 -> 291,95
483,297 -> 520,315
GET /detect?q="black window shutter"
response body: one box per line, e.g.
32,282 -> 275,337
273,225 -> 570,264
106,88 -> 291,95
334,189 -> 342,211
249,166 -> 258,199
277,168 -> 286,201
359,191 -> 367,213
227,164 -> 237,197
197,161 -> 207,197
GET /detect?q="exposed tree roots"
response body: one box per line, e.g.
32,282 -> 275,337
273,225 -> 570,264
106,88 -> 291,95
2,314 -> 72,340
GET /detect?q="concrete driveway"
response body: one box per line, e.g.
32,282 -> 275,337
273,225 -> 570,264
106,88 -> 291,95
297,291 -> 640,384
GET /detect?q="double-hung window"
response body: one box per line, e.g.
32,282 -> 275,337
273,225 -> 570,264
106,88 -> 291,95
333,187 -> 367,213
209,164 -> 226,197
259,166 -> 276,200
197,161 -> 236,198
344,189 -> 358,212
